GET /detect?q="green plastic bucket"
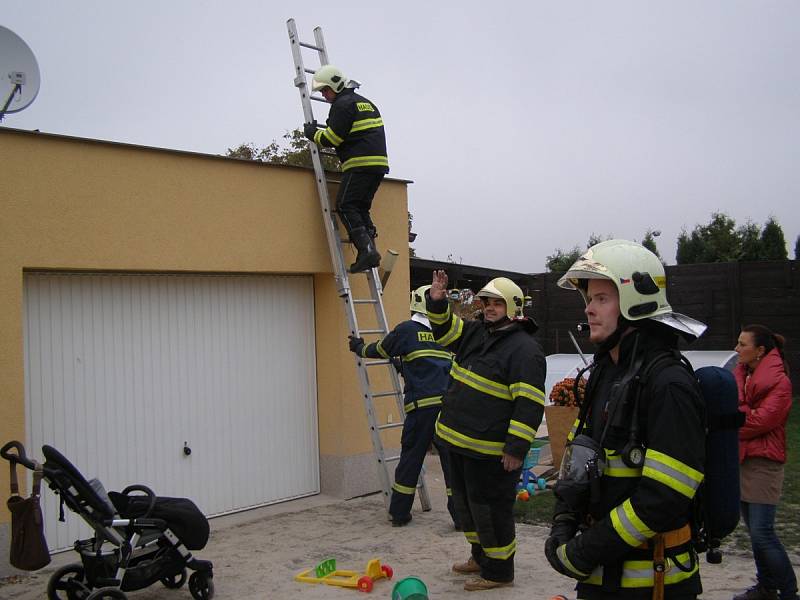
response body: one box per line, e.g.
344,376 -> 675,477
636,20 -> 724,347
392,576 -> 428,600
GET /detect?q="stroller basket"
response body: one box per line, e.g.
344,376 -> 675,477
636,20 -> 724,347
1,440 -> 214,600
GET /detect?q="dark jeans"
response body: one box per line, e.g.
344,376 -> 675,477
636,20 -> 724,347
741,501 -> 798,599
335,171 -> 384,235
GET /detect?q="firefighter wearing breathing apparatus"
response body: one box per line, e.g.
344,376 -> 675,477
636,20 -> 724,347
545,239 -> 708,600
428,271 -> 546,592
348,286 -> 458,528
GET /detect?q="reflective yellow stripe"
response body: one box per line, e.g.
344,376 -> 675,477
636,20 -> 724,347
322,127 -> 343,146
403,349 -> 452,362
610,499 -> 655,547
558,544 -> 590,578
464,531 -> 479,544
605,451 -> 643,478
341,155 -> 389,171
509,382 -> 545,406
428,304 -> 451,325
585,552 -> 697,588
566,417 -> 580,442
450,362 -> 511,401
404,396 -> 442,413
507,419 -> 536,442
313,129 -> 324,145
375,340 -> 390,359
642,449 -> 703,499
392,482 -> 416,495
446,487 -> 453,496
349,117 -> 384,133
436,419 -> 504,456
436,315 -> 463,347
484,539 -> 517,560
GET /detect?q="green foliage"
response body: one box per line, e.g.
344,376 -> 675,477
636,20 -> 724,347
546,246 -> 582,273
677,212 -> 790,264
546,234 -> 612,273
737,221 -> 763,261
226,129 -> 340,171
641,229 -> 662,260
761,216 -> 788,260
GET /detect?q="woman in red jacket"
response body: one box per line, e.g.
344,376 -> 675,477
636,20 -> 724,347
732,324 -> 797,600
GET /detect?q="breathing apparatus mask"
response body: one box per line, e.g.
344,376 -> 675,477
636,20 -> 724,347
554,335 -> 648,514
555,433 -> 605,514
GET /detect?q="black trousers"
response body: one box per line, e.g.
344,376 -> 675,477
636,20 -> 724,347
335,171 -> 385,235
389,407 -> 457,525
449,451 -> 520,583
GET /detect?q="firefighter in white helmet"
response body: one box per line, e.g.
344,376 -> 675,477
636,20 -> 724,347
545,239 -> 707,600
302,64 -> 388,273
427,271 -> 546,591
348,285 -> 458,528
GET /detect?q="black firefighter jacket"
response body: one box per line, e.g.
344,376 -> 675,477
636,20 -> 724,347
357,319 -> 452,413
557,329 -> 706,599
426,294 -> 546,460
313,88 -> 389,173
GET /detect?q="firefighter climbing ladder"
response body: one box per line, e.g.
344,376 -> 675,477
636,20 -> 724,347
287,19 -> 431,514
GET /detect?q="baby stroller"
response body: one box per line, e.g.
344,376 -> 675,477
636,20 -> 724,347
2,441 -> 214,599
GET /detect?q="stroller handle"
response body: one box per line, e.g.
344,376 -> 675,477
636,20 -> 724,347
1,440 -> 37,470
121,484 -> 157,518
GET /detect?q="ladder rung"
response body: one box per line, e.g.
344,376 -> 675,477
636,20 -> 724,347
365,359 -> 391,367
371,391 -> 400,398
359,328 -> 386,335
353,299 -> 378,305
311,95 -> 328,103
299,41 -> 323,51
377,422 -> 403,431
384,455 -> 401,463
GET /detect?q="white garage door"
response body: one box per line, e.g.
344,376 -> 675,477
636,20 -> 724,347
23,272 -> 319,551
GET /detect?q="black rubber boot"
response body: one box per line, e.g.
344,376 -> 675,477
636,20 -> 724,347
349,227 -> 381,273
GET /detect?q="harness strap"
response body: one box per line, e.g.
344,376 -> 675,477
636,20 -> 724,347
652,533 -> 665,600
637,524 -> 692,550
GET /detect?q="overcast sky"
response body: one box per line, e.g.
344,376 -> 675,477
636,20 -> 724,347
3,1 -> 799,272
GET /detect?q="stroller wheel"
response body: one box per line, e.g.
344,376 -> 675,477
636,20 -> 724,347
161,568 -> 187,589
86,588 -> 126,600
47,563 -> 90,600
189,571 -> 215,600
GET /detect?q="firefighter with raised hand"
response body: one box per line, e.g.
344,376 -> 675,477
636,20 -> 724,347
303,64 -> 388,273
545,239 -> 708,600
427,270 -> 546,592
348,285 -> 458,528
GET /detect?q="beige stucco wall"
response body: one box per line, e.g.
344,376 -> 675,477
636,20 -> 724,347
0,129 -> 408,527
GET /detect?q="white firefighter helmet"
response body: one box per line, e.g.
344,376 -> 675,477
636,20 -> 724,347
410,285 -> 430,314
558,239 -> 706,338
477,277 -> 525,319
312,65 -> 347,93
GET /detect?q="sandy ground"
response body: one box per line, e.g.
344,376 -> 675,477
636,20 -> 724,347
2,456 -> 797,600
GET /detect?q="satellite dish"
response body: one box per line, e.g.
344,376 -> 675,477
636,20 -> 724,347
0,25 -> 41,121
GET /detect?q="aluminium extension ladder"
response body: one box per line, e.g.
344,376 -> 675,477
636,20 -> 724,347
286,19 -> 431,514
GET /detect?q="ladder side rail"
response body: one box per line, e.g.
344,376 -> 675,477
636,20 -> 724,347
287,19 -> 350,297
366,270 -> 432,510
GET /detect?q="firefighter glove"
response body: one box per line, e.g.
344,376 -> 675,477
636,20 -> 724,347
348,335 -> 365,355
545,536 -> 591,582
303,121 -> 318,141
549,514 -> 579,546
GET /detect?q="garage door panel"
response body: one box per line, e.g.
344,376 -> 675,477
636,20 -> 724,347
24,273 -> 319,551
